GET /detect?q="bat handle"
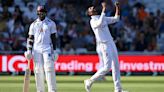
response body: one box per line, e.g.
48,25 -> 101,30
27,60 -> 31,69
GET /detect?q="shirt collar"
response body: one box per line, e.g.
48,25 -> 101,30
91,15 -> 100,19
36,17 -> 48,22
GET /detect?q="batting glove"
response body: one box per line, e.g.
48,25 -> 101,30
24,50 -> 32,61
53,50 -> 59,62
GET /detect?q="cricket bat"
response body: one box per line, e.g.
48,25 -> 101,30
23,59 -> 31,92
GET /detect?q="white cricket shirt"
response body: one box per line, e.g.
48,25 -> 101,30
90,12 -> 120,43
29,17 -> 57,52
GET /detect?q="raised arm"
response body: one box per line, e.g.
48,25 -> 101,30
91,2 -> 106,28
105,2 -> 120,24
115,2 -> 120,17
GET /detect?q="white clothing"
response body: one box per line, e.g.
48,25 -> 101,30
29,17 -> 57,92
29,17 -> 57,53
90,12 -> 122,91
96,43 -> 104,68
33,51 -> 56,92
90,13 -> 120,43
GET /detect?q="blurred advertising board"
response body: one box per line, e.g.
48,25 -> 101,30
0,55 -> 164,72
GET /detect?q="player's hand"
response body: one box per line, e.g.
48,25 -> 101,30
101,2 -> 106,12
24,50 -> 32,61
115,2 -> 120,7
101,2 -> 106,9
52,50 -> 59,62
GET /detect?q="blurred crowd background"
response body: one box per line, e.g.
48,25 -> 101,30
0,0 -> 164,54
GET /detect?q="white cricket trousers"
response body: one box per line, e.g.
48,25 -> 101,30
96,43 -> 104,69
33,50 -> 57,92
91,41 -> 122,91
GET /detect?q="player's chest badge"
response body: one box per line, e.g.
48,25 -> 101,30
40,28 -> 43,32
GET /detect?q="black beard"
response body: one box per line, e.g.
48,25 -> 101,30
39,17 -> 45,21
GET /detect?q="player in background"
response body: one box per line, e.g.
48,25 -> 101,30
84,1 -> 123,92
24,5 -> 58,92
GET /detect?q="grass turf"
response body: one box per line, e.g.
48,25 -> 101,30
0,75 -> 164,92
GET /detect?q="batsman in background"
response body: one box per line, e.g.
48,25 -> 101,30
84,1 -> 123,92
24,5 -> 58,92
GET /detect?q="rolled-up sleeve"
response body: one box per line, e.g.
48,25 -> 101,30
105,15 -> 120,24
91,12 -> 105,28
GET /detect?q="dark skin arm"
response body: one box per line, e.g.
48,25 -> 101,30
51,33 -> 56,50
27,35 -> 34,51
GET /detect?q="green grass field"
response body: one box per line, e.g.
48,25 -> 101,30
0,75 -> 164,92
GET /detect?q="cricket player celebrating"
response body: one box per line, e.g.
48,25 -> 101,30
24,5 -> 58,92
84,1 -> 123,92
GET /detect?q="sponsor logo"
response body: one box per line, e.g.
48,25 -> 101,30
0,55 -> 164,72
